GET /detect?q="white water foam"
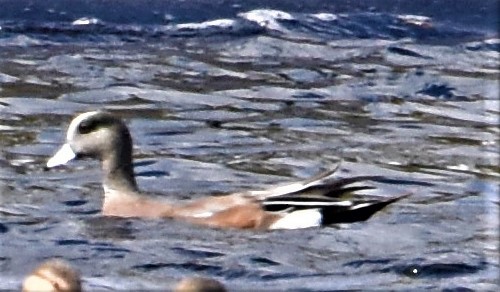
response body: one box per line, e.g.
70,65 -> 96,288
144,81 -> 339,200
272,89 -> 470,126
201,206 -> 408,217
174,19 -> 236,30
239,9 -> 293,30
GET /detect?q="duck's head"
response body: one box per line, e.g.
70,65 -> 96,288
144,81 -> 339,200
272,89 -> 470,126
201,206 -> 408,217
22,259 -> 81,292
47,111 -> 133,168
174,277 -> 226,292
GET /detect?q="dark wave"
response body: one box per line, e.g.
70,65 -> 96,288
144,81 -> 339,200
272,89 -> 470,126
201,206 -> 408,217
0,0 -> 497,30
0,0 -> 497,46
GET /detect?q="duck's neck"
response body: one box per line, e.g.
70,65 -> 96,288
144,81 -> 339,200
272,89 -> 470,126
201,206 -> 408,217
101,150 -> 139,197
100,156 -> 176,218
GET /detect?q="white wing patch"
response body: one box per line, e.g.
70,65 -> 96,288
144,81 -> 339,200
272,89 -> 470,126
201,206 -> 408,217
269,208 -> 322,230
264,200 -> 353,207
191,212 -> 214,218
247,167 -> 340,200
249,182 -> 305,198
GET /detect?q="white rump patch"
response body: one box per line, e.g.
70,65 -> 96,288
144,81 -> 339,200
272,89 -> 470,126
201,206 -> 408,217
269,208 -> 322,230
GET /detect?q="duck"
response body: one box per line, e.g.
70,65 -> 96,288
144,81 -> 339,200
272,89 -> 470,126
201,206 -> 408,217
22,259 -> 226,292
174,277 -> 226,292
22,259 -> 81,292
46,111 -> 408,230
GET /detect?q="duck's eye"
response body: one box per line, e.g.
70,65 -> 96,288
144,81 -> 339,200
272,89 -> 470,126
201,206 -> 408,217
77,119 -> 98,134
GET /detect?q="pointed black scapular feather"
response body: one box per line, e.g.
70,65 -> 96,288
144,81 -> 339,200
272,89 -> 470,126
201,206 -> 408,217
320,194 -> 411,224
253,165 -> 409,226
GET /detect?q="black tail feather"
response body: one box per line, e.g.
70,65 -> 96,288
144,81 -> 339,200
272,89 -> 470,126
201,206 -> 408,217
259,165 -> 410,225
321,194 -> 410,225
325,175 -> 385,189
322,185 -> 376,197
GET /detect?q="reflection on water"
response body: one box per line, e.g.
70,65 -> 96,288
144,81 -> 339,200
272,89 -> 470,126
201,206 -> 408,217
0,0 -> 499,290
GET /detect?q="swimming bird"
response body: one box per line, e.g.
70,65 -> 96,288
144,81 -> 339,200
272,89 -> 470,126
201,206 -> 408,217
22,259 -> 226,292
46,111 -> 408,229
174,277 -> 226,292
22,259 -> 81,292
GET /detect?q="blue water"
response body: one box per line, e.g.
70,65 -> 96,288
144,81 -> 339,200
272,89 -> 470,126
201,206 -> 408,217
0,0 -> 498,290
0,0 -> 497,43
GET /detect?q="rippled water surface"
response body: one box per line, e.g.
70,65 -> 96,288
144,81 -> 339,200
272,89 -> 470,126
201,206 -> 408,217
1,0 -> 499,290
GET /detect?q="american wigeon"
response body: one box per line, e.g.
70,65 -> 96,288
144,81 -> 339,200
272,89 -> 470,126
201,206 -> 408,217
46,111 -> 408,229
22,259 -> 81,292
22,259 -> 225,292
